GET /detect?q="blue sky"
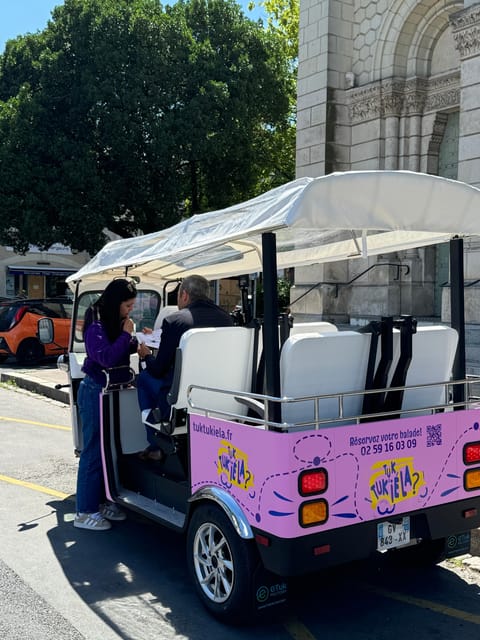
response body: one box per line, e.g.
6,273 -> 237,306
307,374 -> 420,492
0,1 -> 266,52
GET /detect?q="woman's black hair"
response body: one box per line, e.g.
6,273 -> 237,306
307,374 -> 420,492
84,278 -> 137,343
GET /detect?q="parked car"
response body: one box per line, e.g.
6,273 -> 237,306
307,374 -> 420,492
0,297 -> 72,364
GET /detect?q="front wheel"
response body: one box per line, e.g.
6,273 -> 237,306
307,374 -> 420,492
187,503 -> 259,624
16,339 -> 44,365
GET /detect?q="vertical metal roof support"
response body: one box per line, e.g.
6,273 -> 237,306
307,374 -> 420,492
450,236 -> 466,404
262,232 -> 281,424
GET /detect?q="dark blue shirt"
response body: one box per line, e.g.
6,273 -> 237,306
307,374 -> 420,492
143,298 -> 233,380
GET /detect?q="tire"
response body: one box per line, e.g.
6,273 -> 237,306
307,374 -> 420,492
0,354 -> 8,364
16,339 -> 44,365
187,503 -> 259,624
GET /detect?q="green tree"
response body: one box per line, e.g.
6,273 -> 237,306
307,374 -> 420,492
0,0 -> 295,254
249,0 -> 299,61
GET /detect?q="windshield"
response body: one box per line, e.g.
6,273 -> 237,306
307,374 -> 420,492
74,290 -> 160,349
0,304 -> 18,331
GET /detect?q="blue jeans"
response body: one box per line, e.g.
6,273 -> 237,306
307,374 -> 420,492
76,376 -> 105,513
137,368 -> 172,450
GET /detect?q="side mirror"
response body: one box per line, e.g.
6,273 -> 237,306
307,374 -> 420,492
57,353 -> 70,372
37,317 -> 54,344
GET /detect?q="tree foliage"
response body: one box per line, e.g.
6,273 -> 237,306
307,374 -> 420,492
0,0 -> 295,254
250,0 -> 299,61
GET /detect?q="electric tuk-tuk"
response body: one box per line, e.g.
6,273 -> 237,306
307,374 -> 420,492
48,171 -> 480,623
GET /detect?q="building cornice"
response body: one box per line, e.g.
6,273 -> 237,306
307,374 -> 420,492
348,72 -> 460,123
451,4 -> 480,60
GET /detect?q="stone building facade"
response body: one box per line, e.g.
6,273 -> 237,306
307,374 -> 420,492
294,0 -> 480,370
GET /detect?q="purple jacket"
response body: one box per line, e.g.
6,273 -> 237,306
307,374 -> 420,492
82,320 -> 137,386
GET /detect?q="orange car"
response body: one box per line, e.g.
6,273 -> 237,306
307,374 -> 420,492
0,297 -> 72,365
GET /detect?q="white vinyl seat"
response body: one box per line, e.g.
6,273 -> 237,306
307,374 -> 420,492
257,320 -> 338,366
153,305 -> 178,331
280,331 -> 371,427
168,326 -> 256,420
400,325 -> 458,414
289,321 -> 338,335
363,324 -> 458,416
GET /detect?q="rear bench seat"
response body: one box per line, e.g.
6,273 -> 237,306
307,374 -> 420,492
401,325 -> 458,415
168,326 -> 256,420
289,321 -> 338,336
279,324 -> 458,427
280,331 -> 371,427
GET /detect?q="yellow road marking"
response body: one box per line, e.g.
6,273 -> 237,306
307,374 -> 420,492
361,582 -> 480,626
283,580 -> 480,640
0,415 -> 70,431
0,474 -> 69,499
283,617 -> 318,640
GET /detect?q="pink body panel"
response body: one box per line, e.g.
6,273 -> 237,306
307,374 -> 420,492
190,410 -> 480,539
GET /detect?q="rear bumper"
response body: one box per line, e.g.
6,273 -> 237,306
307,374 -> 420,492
254,497 -> 480,576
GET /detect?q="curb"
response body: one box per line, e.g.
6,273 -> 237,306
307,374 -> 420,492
0,372 -> 69,404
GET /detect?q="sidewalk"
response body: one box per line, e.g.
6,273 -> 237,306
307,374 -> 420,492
0,363 -> 70,404
1,362 -> 479,567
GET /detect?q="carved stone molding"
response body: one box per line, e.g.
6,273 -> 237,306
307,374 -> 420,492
348,84 -> 382,123
348,73 -> 460,123
425,88 -> 460,112
450,4 -> 480,31
425,71 -> 460,112
451,5 -> 480,59
382,78 -> 405,117
404,77 -> 428,114
428,71 -> 460,92
430,112 -> 449,149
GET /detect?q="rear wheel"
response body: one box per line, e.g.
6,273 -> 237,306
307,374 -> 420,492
16,339 -> 44,365
187,503 -> 259,624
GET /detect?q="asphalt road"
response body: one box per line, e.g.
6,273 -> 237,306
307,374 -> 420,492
1,371 -> 480,639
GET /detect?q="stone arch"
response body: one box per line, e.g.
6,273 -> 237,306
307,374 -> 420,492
371,0 -> 461,81
403,2 -> 462,77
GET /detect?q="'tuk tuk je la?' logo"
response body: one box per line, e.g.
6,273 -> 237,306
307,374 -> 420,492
369,457 -> 425,512
217,440 -> 254,490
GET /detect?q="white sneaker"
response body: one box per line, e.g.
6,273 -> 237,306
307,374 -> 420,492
100,502 -> 126,521
74,512 -> 111,531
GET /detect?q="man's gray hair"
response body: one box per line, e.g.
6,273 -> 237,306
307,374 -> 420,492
180,275 -> 210,301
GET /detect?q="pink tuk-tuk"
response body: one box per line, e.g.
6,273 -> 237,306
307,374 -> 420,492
50,171 -> 480,623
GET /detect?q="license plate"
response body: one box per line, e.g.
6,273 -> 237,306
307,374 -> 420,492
377,517 -> 410,551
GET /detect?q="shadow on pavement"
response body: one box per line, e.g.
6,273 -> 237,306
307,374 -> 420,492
45,498 -> 237,639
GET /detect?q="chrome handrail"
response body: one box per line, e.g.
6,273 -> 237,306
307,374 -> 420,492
186,377 -> 480,431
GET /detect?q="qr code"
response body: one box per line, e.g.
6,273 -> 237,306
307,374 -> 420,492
427,423 -> 442,447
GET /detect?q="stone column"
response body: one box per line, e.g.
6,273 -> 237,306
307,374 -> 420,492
450,4 -> 480,188
382,80 -> 404,170
404,79 -> 427,173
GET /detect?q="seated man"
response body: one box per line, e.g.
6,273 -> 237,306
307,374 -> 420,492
137,274 -> 233,460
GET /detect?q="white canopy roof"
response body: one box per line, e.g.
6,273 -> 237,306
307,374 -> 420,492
68,171 -> 480,286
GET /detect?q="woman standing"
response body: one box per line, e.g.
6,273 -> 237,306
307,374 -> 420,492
74,278 -> 138,531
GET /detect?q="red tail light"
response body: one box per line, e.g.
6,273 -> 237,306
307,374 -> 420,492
11,306 -> 28,328
463,442 -> 480,465
299,468 -> 328,496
